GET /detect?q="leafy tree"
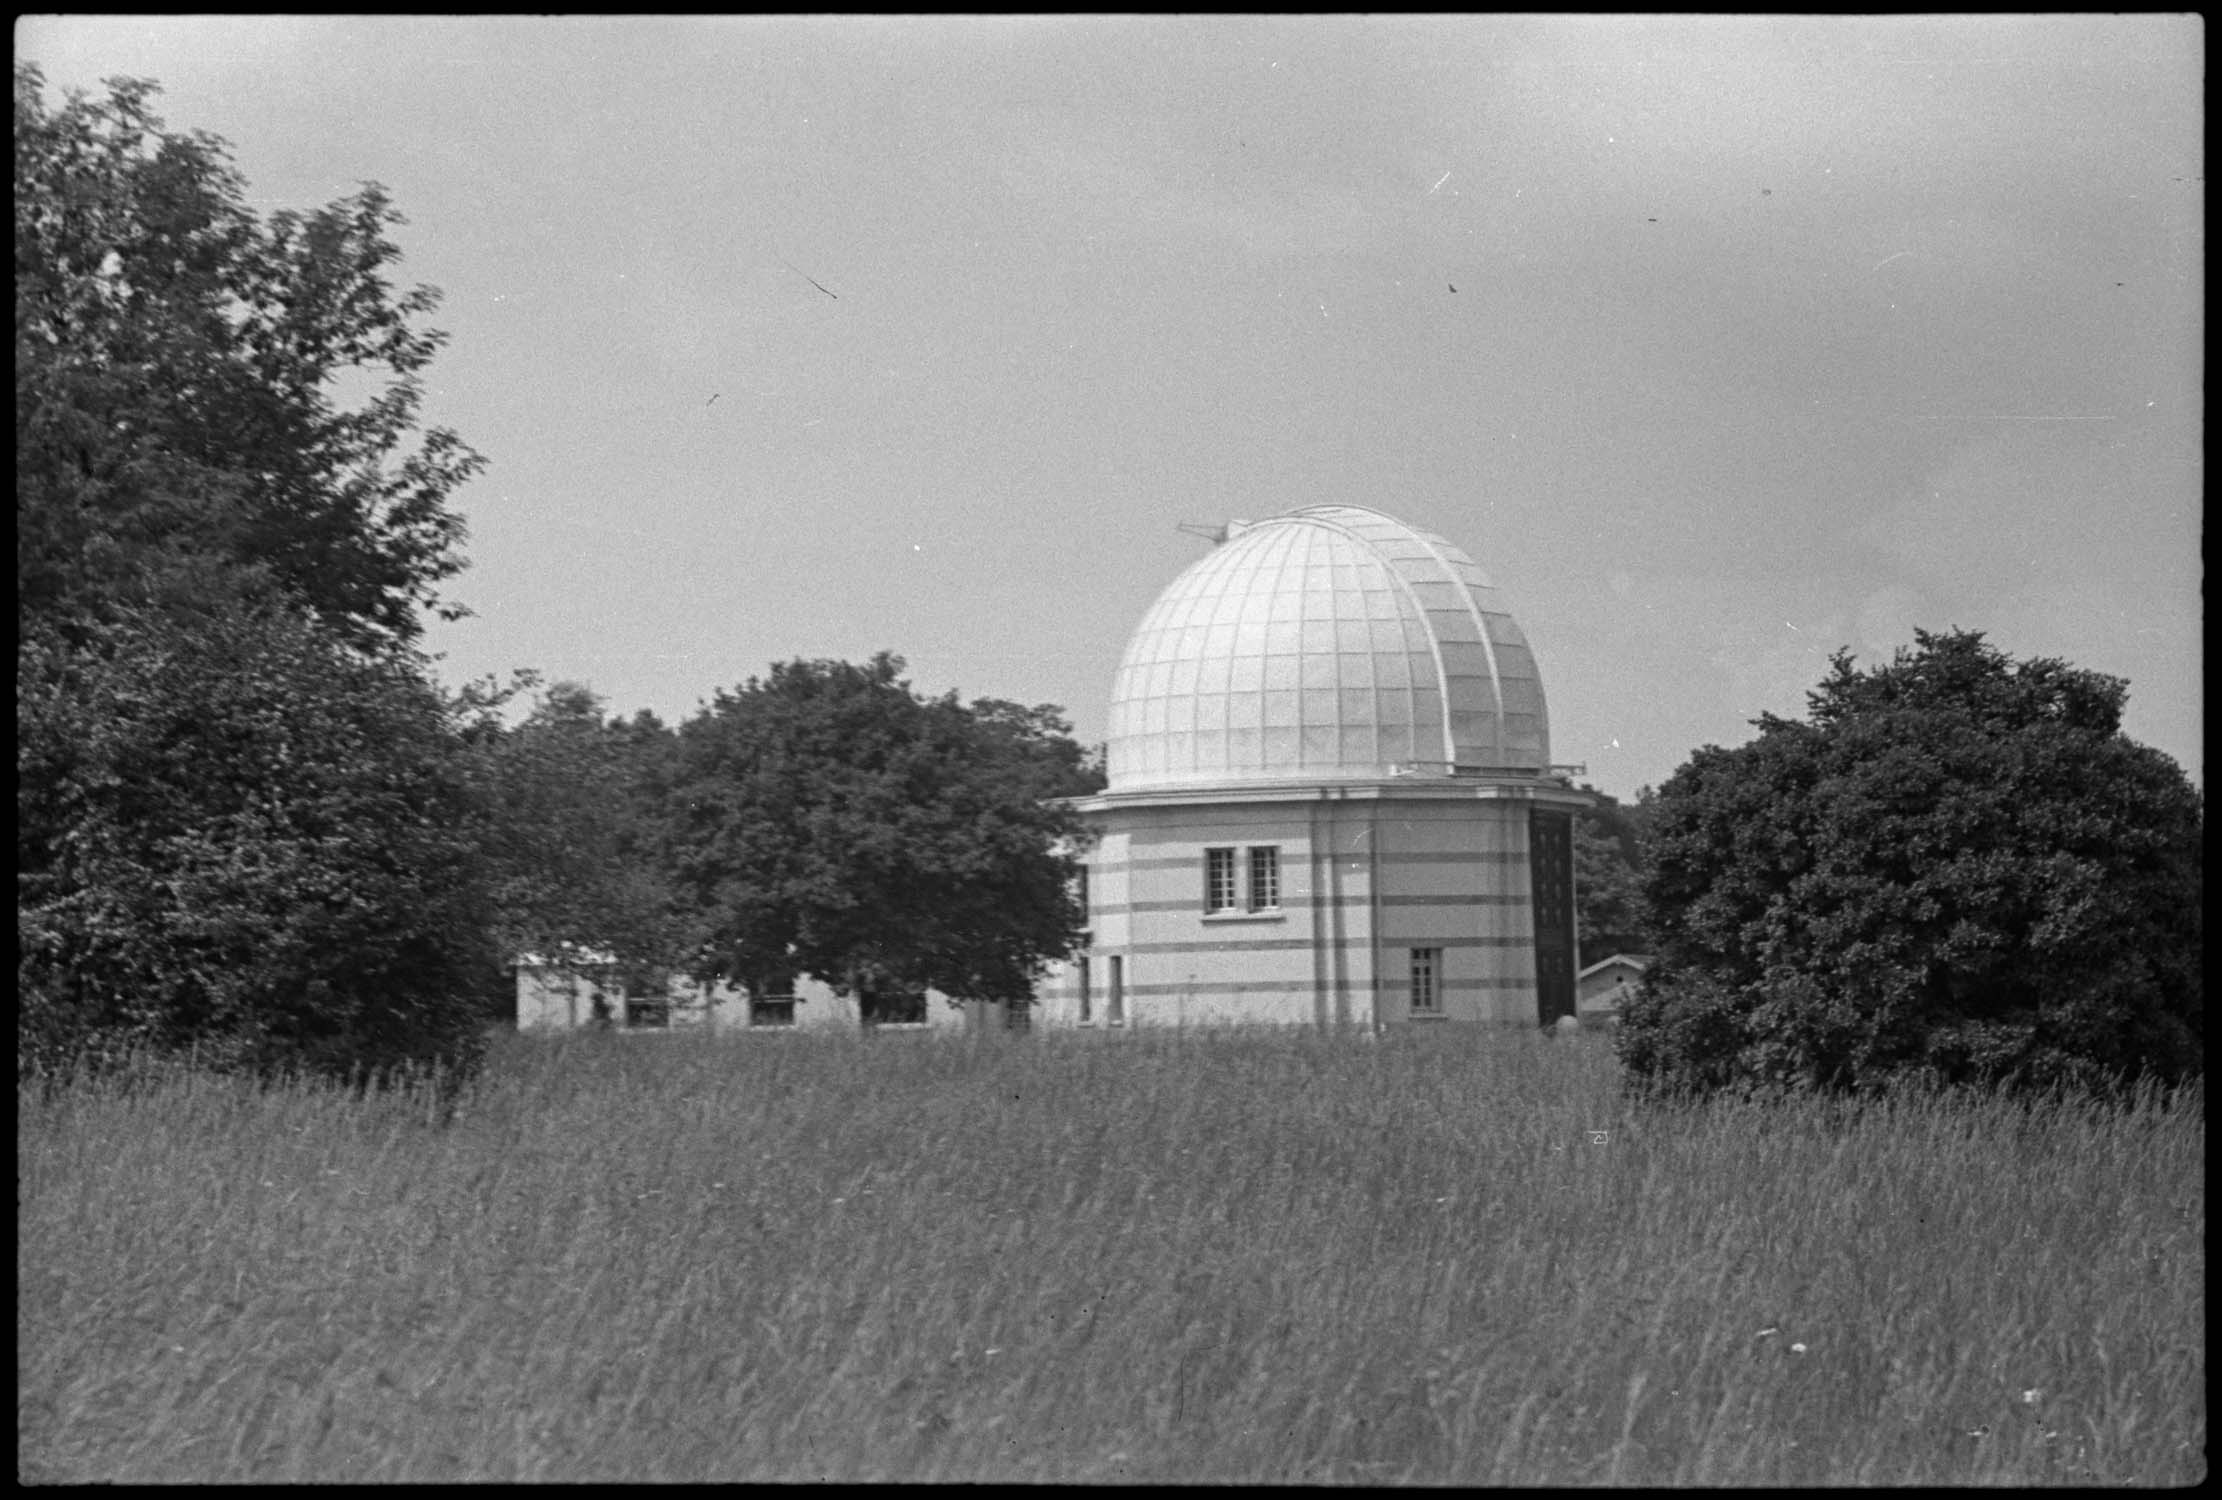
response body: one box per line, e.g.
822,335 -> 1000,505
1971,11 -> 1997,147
670,653 -> 1095,1008
1619,629 -> 2202,1098
468,680 -> 684,990
1574,786 -> 1650,966
16,65 -> 495,1085
18,606 -> 495,1083
16,64 -> 482,651
966,698 -> 1109,801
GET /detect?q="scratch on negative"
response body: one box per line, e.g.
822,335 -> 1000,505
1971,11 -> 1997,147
1427,172 -> 1452,196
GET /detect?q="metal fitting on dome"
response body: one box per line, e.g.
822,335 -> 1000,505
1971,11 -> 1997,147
1175,519 -> 1253,546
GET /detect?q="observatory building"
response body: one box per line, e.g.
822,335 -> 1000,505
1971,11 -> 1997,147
1036,504 -> 1589,1030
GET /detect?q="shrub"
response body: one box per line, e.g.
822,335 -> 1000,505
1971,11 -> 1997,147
1620,630 -> 2202,1099
18,605 -> 496,1086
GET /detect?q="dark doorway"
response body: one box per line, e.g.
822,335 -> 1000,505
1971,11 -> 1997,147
1529,807 -> 1578,1027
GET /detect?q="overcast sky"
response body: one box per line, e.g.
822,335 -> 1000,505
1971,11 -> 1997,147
20,15 -> 2203,797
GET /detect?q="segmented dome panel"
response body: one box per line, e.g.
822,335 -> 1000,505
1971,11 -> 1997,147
1105,505 -> 1550,791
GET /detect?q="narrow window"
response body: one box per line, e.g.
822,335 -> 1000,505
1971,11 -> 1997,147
1247,845 -> 1281,911
1074,862 -> 1089,915
1410,948 -> 1441,1014
1077,955 -> 1092,1024
1107,954 -> 1125,1025
1205,847 -> 1239,912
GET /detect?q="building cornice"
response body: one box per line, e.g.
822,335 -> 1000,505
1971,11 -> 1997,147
1069,775 -> 1595,815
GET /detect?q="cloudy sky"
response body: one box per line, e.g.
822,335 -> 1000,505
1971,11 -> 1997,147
20,15 -> 2203,797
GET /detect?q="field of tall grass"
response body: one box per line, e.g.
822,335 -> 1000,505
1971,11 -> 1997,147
18,1026 -> 2205,1483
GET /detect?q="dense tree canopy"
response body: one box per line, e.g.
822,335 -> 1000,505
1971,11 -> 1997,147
1618,629 -> 2203,1098
1574,786 -> 1650,966
466,680 -> 683,990
19,607 -> 496,1081
17,67 -> 494,1083
670,653 -> 1100,1008
16,64 -> 482,651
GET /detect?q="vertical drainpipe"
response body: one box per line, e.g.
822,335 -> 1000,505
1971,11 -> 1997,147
1309,797 -> 1329,1027
1366,801 -> 1383,1034
1327,792 -> 1349,1026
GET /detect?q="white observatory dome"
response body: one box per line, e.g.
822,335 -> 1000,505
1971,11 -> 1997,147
1104,505 -> 1551,792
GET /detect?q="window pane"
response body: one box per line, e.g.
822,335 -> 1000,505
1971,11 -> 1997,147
1411,948 -> 1440,1012
1206,847 -> 1239,912
1248,846 -> 1281,911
